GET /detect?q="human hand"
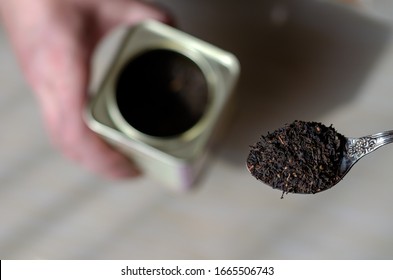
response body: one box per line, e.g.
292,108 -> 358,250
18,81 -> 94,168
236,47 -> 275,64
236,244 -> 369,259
0,0 -> 171,178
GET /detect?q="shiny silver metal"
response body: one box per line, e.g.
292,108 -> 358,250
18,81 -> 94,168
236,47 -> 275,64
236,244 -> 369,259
85,20 -> 240,190
339,130 -> 393,179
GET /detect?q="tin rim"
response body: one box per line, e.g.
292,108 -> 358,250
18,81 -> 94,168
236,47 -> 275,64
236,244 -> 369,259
106,44 -> 216,148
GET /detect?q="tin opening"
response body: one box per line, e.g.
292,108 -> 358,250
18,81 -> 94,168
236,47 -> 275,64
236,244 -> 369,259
115,49 -> 209,137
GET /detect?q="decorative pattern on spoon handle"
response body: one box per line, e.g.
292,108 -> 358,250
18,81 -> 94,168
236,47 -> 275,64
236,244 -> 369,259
347,137 -> 377,159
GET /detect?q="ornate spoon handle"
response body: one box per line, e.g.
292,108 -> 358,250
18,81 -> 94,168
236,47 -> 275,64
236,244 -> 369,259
347,130 -> 393,161
339,130 -> 393,178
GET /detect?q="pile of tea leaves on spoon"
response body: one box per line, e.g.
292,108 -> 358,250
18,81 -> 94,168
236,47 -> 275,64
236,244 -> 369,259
247,120 -> 347,198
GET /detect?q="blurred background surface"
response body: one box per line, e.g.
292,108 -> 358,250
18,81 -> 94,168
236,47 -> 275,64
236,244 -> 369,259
2,0 -> 393,259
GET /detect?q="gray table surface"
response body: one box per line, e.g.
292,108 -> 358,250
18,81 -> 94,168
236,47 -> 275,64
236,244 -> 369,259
2,0 -> 393,259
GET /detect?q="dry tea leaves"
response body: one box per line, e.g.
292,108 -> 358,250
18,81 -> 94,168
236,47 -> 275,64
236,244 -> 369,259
247,120 -> 347,197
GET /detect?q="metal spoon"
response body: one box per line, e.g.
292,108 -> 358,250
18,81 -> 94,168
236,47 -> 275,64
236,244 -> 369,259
247,124 -> 393,194
339,130 -> 393,180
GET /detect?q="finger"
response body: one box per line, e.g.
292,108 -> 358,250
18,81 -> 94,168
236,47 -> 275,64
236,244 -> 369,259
67,124 -> 141,179
34,30 -> 140,179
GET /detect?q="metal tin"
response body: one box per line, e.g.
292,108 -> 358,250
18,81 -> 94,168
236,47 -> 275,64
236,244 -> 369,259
85,20 -> 240,190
